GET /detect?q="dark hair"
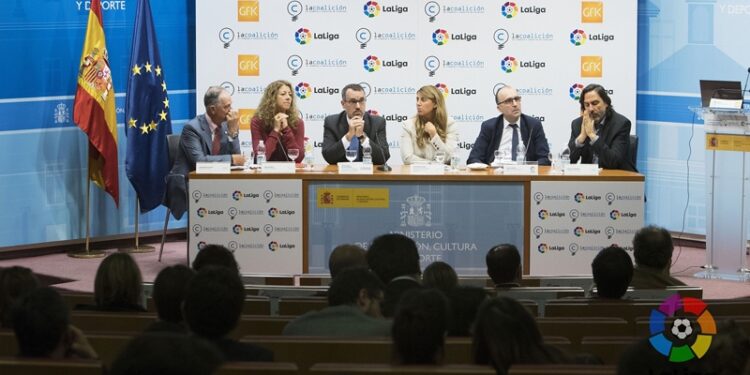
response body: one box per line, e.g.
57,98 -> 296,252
11,287 -> 69,357
341,83 -> 365,100
422,261 -> 458,293
0,266 -> 40,328
447,286 -> 488,336
192,244 -> 239,273
392,289 -> 449,365
578,83 -> 613,112
327,267 -> 384,307
184,266 -> 244,339
473,296 -> 563,374
486,244 -> 521,285
94,252 -> 143,309
592,246 -> 633,299
153,265 -> 195,323
632,225 -> 674,270
367,234 -> 421,283
328,244 -> 367,279
111,333 -> 224,375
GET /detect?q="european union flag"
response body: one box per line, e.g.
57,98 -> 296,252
125,0 -> 172,213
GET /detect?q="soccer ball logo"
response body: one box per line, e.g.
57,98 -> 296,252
648,294 -> 716,362
671,319 -> 693,340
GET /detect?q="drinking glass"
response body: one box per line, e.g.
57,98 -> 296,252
434,150 -> 446,164
287,148 -> 299,162
345,149 -> 357,162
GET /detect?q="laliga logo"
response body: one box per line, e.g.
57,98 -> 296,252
501,2 -> 518,18
295,82 -> 312,99
268,241 -> 279,252
610,210 -> 621,220
538,243 -> 548,254
232,190 -> 242,201
569,83 -> 584,100
196,207 -> 207,218
294,28 -> 312,45
363,55 -> 381,72
435,83 -> 449,97
363,1 -> 380,17
574,193 -> 585,203
648,294 -> 716,362
570,29 -> 587,46
432,29 -> 449,45
501,56 -> 518,73
268,207 -> 279,217
573,226 -> 585,237
232,224 -> 243,235
538,209 -> 549,220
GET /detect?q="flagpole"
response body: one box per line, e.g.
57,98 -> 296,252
69,178 -> 105,259
119,198 -> 155,253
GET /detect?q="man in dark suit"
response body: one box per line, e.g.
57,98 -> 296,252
568,84 -> 636,171
164,86 -> 245,219
322,83 -> 390,165
467,85 -> 550,165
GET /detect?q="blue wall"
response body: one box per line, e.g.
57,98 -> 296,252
1,0 -> 747,248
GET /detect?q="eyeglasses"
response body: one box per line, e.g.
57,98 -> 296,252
345,98 -> 367,105
498,96 -> 522,105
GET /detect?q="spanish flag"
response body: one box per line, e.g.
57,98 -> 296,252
73,0 -> 119,206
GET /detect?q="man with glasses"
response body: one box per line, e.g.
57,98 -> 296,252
567,83 -> 635,171
322,83 -> 390,164
467,85 -> 550,165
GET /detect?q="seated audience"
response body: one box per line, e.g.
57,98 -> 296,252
591,245 -> 633,299
367,233 -> 422,317
400,85 -> 458,164
78,252 -> 146,312
486,244 -> 522,288
447,286 -> 488,337
328,243 -> 367,279
630,225 -> 686,288
12,287 -> 97,359
422,261 -> 458,294
0,266 -> 40,328
192,244 -> 239,273
283,267 -> 390,337
473,296 -> 567,375
251,80 -> 305,163
145,264 -> 195,334
184,266 -> 273,362
392,289 -> 450,365
111,333 -> 224,375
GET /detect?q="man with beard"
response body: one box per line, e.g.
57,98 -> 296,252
567,84 -> 636,171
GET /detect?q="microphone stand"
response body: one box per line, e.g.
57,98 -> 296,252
371,128 -> 392,172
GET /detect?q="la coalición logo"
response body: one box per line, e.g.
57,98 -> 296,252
648,294 -> 716,362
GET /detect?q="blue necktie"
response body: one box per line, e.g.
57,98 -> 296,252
510,124 -> 519,161
348,135 -> 360,151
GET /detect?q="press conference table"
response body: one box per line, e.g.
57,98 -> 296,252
189,166 -> 644,276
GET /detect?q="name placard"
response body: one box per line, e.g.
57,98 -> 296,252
563,164 -> 600,175
196,162 -> 231,174
409,163 -> 446,175
338,162 -> 374,174
260,162 -> 296,174
501,163 -> 539,175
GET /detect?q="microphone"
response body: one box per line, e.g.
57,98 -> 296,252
370,122 -> 392,172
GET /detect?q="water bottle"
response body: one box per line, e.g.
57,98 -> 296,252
256,140 -> 266,165
549,142 -> 561,172
303,137 -> 314,170
362,143 -> 372,165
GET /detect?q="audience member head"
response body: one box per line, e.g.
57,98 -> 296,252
327,267 -> 385,318
184,266 -> 244,339
392,288 -> 449,365
192,244 -> 239,273
0,266 -> 40,327
414,85 -> 448,148
254,79 -> 300,131
591,246 -> 633,299
111,333 -> 224,375
486,244 -> 522,286
153,265 -> 195,323
633,225 -> 674,271
447,286 -> 488,336
422,261 -> 458,293
473,296 -> 561,374
703,319 -> 750,375
367,234 -> 421,284
618,336 -> 711,375
94,252 -> 143,309
328,244 -> 367,279
11,287 -> 69,358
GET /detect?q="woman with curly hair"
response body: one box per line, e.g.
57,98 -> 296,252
251,80 -> 305,163
400,85 -> 458,165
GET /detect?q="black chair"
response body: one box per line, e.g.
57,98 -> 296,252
628,134 -> 638,169
159,134 -> 184,262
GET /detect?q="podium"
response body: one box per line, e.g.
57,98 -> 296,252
691,107 -> 750,281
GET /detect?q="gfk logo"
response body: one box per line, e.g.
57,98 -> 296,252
238,109 -> 256,130
238,0 -> 259,22
238,55 -> 260,76
580,56 -> 602,78
581,1 -> 603,23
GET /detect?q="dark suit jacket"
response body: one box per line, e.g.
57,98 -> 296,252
467,114 -> 550,165
164,114 -> 240,220
322,111 -> 390,164
567,110 -> 636,171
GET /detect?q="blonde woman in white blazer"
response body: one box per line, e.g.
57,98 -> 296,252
400,85 -> 458,164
